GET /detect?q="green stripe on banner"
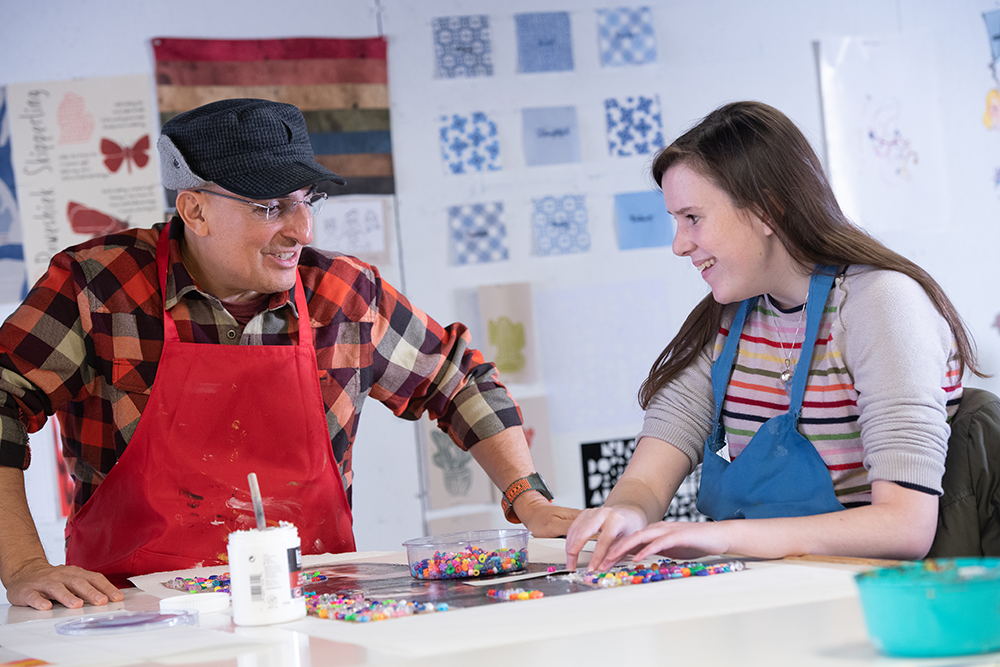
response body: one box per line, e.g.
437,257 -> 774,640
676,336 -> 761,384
302,109 -> 390,133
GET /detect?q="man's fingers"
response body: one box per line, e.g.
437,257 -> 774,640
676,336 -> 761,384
7,565 -> 120,610
22,590 -> 55,612
65,574 -> 121,607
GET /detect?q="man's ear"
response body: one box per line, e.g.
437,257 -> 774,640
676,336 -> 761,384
175,190 -> 210,238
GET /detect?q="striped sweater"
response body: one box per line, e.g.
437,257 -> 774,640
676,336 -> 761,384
639,266 -> 963,505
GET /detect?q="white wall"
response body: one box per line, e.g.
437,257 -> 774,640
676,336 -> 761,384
2,0 -> 999,595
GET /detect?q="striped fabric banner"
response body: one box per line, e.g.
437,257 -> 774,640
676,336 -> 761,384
152,37 -> 393,196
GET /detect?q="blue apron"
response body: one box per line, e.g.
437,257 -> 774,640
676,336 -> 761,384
696,266 -> 847,520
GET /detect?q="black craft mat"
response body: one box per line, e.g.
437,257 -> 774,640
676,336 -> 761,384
302,558 -> 744,609
304,561 -> 591,609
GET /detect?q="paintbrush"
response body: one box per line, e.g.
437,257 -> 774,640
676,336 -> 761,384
247,472 -> 266,530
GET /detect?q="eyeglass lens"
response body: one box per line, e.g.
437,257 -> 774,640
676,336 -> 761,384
267,192 -> 327,220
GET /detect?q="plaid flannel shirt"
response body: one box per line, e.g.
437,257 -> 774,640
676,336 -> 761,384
0,219 -> 520,517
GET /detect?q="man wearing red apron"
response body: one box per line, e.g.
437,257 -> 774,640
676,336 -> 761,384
0,99 -> 578,610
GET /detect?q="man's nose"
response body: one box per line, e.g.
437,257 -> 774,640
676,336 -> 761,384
282,202 -> 314,246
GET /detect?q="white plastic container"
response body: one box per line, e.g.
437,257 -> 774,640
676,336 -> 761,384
227,522 -> 306,626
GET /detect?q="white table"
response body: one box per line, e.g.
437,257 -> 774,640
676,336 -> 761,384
1,540 -> 996,667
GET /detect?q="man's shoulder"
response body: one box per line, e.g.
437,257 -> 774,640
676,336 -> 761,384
299,247 -> 379,278
59,225 -> 162,283
63,225 -> 162,263
298,247 -> 381,309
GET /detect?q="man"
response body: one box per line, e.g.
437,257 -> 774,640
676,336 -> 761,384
0,98 -> 577,610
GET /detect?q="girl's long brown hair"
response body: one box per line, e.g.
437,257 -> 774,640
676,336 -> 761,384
639,101 -> 982,409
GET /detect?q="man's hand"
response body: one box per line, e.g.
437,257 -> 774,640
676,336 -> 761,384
5,557 -> 123,611
512,491 -> 580,538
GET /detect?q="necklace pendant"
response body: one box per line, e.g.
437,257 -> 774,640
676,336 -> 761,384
780,369 -> 794,383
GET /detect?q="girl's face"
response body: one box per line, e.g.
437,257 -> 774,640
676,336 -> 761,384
663,162 -> 806,307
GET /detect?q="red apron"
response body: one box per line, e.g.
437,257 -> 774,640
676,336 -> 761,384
65,226 -> 355,586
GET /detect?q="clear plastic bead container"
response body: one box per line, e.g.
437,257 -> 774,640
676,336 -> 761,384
403,529 -> 529,580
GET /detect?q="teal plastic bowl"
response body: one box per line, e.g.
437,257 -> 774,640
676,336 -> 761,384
855,558 -> 1000,657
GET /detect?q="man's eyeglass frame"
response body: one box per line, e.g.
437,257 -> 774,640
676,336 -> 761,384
192,188 -> 327,221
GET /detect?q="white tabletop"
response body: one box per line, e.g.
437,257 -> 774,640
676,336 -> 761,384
1,540 -> 996,667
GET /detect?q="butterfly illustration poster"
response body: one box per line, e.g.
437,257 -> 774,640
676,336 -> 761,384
6,74 -> 163,283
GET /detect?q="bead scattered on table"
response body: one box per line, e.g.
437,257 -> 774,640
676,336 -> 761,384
163,570 -> 329,594
164,573 -> 232,593
306,591 -> 449,622
569,559 -> 745,587
487,587 -> 544,601
409,546 -> 528,579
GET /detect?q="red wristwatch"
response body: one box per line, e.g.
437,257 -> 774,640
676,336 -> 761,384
501,473 -> 554,524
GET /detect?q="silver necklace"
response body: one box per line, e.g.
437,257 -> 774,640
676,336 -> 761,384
772,292 -> 807,384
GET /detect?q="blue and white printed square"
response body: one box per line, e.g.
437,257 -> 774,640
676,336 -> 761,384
434,15 -> 493,78
605,95 -> 665,157
597,7 -> 657,66
440,112 -> 502,175
449,202 -> 508,265
615,191 -> 672,250
522,107 -> 580,167
516,12 -> 574,73
532,195 -> 590,256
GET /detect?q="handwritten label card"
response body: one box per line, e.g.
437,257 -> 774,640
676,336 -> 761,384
614,190 -> 672,250
522,107 -> 581,166
515,12 -> 574,73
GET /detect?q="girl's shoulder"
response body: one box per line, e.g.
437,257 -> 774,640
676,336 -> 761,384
836,266 -> 929,307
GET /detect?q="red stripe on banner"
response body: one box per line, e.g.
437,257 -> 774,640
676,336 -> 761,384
151,37 -> 386,62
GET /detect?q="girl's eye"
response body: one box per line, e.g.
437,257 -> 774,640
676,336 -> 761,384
688,214 -> 700,224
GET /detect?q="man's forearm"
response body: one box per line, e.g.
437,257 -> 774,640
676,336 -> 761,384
469,425 -> 537,499
0,466 -> 51,585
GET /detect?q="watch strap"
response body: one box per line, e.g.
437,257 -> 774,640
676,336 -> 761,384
501,473 -> 553,523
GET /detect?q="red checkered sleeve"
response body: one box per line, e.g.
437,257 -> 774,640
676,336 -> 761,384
301,250 -> 522,455
0,227 -> 160,488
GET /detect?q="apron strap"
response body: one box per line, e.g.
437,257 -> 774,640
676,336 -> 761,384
155,221 -> 313,348
785,266 -> 837,417
709,264 -> 838,438
709,296 -> 755,440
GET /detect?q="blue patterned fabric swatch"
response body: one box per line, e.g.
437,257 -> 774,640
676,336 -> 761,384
515,12 -> 574,73
449,202 -> 508,265
532,195 -> 590,256
597,7 -> 657,66
439,112 -> 502,175
614,191 -> 672,250
522,106 -> 581,167
605,94 -> 665,157
433,15 -> 494,78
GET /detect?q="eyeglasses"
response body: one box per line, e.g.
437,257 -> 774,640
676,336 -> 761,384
193,188 -> 327,221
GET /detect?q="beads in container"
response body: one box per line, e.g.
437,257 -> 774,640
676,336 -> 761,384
403,529 -> 530,580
